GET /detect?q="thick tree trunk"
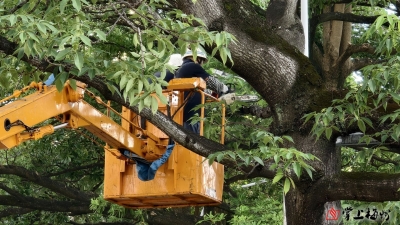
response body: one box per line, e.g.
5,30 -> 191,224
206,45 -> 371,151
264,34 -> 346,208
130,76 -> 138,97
282,131 -> 340,225
322,3 -> 353,88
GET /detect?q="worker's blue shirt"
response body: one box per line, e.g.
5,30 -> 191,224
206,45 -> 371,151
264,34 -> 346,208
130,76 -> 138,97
151,70 -> 175,90
175,59 -> 210,122
154,70 -> 175,83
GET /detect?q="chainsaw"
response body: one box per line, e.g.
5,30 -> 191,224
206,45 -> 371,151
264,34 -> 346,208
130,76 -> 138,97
210,69 -> 259,104
232,94 -> 259,103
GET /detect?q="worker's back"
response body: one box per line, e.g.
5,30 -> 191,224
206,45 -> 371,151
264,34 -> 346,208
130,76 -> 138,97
175,59 -> 210,125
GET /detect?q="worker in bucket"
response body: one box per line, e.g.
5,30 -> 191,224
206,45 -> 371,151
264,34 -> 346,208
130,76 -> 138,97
175,48 -> 230,134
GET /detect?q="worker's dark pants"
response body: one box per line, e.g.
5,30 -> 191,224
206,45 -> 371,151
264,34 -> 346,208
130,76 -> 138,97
184,121 -> 200,134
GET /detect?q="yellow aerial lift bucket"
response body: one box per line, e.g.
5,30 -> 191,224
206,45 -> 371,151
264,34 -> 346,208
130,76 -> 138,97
103,78 -> 225,208
0,78 -> 225,209
103,146 -> 224,208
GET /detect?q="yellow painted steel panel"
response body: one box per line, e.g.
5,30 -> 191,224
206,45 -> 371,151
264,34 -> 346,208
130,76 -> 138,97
104,145 -> 224,208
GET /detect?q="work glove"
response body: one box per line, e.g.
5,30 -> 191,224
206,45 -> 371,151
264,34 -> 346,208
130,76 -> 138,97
222,84 -> 229,94
219,93 -> 236,105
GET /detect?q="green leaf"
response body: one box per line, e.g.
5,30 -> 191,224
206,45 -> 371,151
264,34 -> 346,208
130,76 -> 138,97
133,33 -> 139,47
368,79 -> 376,93
125,79 -> 134,92
9,15 -> 17,26
292,162 -> 301,178
325,127 -> 332,140
227,151 -> 235,159
361,117 -> 373,129
150,96 -> 158,114
237,152 -> 245,162
282,135 -> 294,143
375,15 -> 385,29
55,48 -> 70,61
216,153 -> 224,162
60,0 -> 68,14
44,23 -> 58,33
69,79 -> 77,90
17,48 -> 24,59
304,167 -> 313,180
24,42 -> 31,56
215,33 -> 222,47
130,52 -> 140,58
220,47 -> 227,65
274,155 -> 279,164
357,119 -> 366,133
19,32 -> 26,43
272,172 -> 283,184
72,0 -> 82,11
144,95 -> 151,106
283,178 -> 290,194
0,71 -> 9,88
80,35 -> 92,46
88,68 -> 95,79
74,52 -> 84,71
59,72 -> 69,84
119,75 -> 128,89
27,32 -> 39,43
37,23 -> 47,34
138,99 -> 144,111
138,80 -> 143,93
95,29 -> 106,41
253,156 -> 264,166
109,70 -> 124,80
55,78 -> 64,92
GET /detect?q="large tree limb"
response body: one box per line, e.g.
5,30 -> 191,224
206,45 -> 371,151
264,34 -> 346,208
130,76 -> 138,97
319,172 -> 400,202
0,195 -> 90,214
351,58 -> 387,71
68,222 -> 136,225
0,207 -> 34,218
315,12 -> 377,24
0,165 -> 96,201
45,162 -> 103,177
333,43 -> 376,69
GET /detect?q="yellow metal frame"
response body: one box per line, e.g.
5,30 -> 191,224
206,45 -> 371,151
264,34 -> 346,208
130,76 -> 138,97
0,77 -> 225,209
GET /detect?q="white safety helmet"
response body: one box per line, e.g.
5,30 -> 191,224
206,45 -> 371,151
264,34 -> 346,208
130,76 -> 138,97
167,54 -> 183,67
182,48 -> 208,61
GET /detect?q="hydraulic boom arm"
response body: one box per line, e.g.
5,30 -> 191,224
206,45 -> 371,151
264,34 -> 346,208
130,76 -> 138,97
0,81 -> 141,157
